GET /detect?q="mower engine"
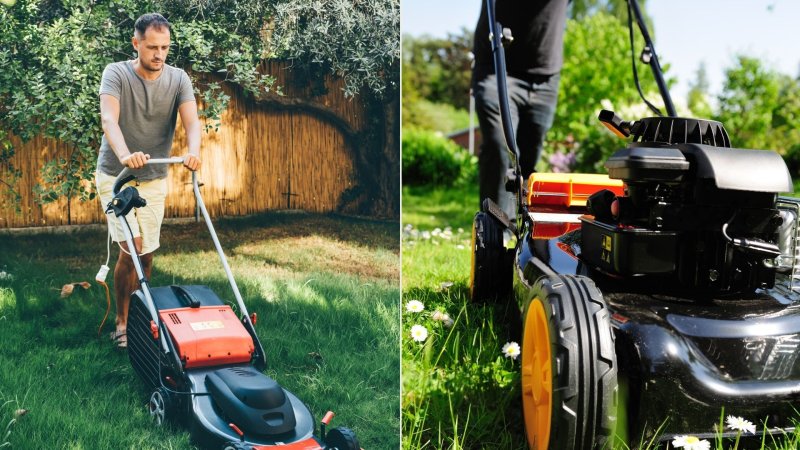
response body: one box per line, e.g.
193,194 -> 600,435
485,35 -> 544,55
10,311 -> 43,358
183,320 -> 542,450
581,115 -> 794,295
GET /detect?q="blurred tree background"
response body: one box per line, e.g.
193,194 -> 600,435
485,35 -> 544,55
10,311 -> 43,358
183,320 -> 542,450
402,0 -> 800,184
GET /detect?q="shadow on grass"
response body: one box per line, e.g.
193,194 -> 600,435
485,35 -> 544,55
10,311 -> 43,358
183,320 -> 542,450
0,213 -> 399,450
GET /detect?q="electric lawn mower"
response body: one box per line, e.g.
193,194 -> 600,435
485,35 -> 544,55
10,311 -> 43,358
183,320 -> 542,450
107,158 -> 360,450
471,0 -> 800,448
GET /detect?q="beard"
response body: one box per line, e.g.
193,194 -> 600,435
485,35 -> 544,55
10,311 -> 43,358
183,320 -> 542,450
141,59 -> 164,72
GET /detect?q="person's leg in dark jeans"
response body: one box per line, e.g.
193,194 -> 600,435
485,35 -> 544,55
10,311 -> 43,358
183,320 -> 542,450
474,73 -> 560,219
474,74 -> 522,220
517,74 -> 560,179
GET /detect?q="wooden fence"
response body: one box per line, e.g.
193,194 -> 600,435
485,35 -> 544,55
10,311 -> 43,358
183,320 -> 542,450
0,60 -> 397,229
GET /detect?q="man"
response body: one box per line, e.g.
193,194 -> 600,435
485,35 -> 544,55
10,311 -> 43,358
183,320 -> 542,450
95,13 -> 201,348
472,0 -> 569,220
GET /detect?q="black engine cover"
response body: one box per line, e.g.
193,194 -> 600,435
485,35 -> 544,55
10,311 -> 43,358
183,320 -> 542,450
205,366 -> 297,436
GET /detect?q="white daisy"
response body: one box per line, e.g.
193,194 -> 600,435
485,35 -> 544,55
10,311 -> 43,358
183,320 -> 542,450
726,415 -> 756,435
502,342 -> 521,360
405,300 -> 424,313
671,435 -> 710,450
410,324 -> 428,342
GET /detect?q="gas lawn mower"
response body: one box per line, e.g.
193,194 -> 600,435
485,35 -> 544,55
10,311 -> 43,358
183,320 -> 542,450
107,158 -> 360,450
470,0 -> 800,448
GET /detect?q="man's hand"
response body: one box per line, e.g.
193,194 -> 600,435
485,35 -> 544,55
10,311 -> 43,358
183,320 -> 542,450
120,151 -> 150,169
184,154 -> 201,171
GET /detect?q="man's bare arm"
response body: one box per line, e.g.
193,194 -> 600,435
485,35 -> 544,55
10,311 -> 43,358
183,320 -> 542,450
178,100 -> 202,171
100,94 -> 149,168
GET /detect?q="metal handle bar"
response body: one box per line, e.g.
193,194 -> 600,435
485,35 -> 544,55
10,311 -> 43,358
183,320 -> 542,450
112,157 -> 186,194
110,155 -> 254,333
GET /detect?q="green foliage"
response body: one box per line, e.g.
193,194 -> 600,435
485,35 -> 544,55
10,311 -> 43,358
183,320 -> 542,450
714,55 -> 800,182
402,128 -> 476,187
268,0 -> 400,99
551,11 -> 666,172
715,56 -> 781,150
402,31 -> 473,111
402,98 -> 473,135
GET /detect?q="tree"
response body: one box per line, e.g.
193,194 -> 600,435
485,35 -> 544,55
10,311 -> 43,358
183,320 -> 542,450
687,63 -> 713,119
402,29 -> 474,110
715,56 -> 781,151
552,11 -> 666,172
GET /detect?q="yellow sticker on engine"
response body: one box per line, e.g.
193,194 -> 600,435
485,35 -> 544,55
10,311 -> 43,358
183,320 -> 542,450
190,320 -> 225,331
602,234 -> 612,251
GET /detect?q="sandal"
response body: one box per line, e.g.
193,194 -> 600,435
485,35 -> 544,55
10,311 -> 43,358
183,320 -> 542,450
110,329 -> 127,348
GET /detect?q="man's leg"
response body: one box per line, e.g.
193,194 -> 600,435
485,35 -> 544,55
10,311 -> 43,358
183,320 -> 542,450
113,237 -> 146,337
474,74 -> 522,219
517,74 -> 560,179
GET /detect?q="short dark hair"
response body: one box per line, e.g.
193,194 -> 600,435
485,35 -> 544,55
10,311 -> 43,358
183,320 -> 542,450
134,13 -> 171,37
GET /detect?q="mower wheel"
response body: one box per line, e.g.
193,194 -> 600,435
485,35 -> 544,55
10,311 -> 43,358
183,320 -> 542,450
324,427 -> 360,450
521,275 -> 617,450
469,211 -> 513,303
148,387 -> 175,426
221,443 -> 249,450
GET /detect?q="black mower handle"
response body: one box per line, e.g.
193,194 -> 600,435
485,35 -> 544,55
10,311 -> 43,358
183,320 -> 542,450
112,173 -> 137,195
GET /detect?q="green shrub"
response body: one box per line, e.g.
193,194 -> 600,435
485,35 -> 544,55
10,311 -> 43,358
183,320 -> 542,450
403,99 -> 473,134
402,128 -> 476,187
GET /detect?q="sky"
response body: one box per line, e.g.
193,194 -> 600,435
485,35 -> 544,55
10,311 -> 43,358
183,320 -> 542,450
401,0 -> 800,105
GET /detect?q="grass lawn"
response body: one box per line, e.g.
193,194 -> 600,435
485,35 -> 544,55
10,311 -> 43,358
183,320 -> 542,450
0,212 -> 399,449
401,183 -> 800,450
401,184 -> 526,449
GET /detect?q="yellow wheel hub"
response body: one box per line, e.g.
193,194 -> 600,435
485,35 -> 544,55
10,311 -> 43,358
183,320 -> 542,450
521,299 -> 552,450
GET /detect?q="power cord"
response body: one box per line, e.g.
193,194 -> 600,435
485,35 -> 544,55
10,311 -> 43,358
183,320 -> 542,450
626,0 -> 663,116
95,227 -> 112,337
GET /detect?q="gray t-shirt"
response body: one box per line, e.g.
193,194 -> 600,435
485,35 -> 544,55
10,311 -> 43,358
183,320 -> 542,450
97,61 -> 195,180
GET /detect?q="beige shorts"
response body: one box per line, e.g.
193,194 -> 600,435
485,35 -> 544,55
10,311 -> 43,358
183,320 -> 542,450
96,171 -> 168,255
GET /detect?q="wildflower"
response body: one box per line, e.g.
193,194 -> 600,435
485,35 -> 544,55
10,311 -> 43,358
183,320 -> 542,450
456,244 -> 465,250
431,310 -> 454,328
457,228 -> 464,234
410,325 -> 428,342
502,342 -> 521,360
671,435 -> 710,450
726,415 -> 756,435
0,271 -> 13,281
421,231 -> 431,240
405,300 -> 424,313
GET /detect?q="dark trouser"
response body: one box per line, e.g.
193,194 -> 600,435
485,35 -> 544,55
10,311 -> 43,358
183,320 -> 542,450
474,73 -> 560,218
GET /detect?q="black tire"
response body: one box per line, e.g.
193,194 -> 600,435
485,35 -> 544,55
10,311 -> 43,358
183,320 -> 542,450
521,275 -> 617,450
469,211 -> 513,302
324,427 -> 360,450
148,387 -> 176,426
221,443 -> 248,450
